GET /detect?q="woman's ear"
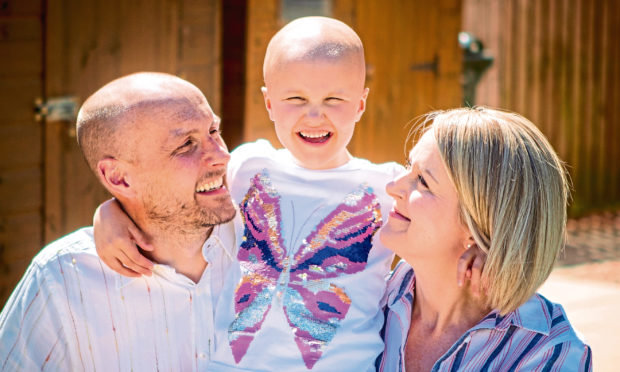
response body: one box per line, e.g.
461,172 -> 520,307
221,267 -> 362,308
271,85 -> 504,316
97,158 -> 135,198
261,86 -> 274,121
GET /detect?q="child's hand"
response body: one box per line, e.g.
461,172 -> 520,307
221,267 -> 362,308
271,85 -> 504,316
94,198 -> 154,277
457,244 -> 487,297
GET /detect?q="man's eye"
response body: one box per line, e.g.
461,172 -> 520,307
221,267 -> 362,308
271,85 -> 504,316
174,138 -> 196,155
210,128 -> 222,135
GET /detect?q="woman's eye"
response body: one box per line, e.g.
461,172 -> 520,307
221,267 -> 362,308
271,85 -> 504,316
209,128 -> 221,135
417,174 -> 429,188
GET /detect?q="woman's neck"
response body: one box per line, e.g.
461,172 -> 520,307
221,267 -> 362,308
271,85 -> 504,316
411,260 -> 490,336
404,260 -> 491,372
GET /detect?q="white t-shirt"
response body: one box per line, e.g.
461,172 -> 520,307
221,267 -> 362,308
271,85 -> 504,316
211,140 -> 404,371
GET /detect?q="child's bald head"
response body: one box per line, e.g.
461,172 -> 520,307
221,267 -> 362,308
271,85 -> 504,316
263,16 -> 366,86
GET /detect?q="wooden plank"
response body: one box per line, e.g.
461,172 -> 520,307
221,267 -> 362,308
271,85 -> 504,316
243,0 -> 280,144
178,0 -> 221,113
0,0 -> 41,16
0,124 -> 41,168
0,40 -> 40,76
0,16 -> 40,41
0,211 -> 41,263
0,167 -> 41,214
0,77 -> 41,124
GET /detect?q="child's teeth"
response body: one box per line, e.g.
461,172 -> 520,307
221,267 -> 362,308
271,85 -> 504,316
300,131 -> 329,138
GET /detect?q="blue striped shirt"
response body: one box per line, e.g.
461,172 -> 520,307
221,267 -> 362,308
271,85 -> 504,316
375,261 -> 592,371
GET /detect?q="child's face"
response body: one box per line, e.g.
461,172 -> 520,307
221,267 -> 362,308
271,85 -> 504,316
262,57 -> 368,170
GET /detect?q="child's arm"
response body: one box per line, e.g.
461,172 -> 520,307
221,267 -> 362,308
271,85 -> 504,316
456,244 -> 487,297
93,198 -> 154,277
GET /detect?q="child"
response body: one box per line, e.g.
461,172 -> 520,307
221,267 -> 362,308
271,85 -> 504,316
95,17 -> 483,371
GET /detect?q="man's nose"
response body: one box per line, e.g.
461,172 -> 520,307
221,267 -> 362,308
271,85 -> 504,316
203,138 -> 231,167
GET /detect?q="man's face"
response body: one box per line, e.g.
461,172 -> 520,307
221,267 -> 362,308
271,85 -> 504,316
127,93 -> 235,234
262,57 -> 368,170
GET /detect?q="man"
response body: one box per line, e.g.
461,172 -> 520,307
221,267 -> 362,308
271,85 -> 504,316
0,72 -> 236,371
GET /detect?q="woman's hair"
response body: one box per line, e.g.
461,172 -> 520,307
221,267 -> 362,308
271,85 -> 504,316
417,107 -> 570,315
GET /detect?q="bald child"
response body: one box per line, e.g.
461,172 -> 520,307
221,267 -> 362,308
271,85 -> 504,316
94,17 -> 402,371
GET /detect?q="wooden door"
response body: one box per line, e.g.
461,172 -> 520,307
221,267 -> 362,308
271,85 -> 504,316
44,0 -> 222,243
0,0 -> 45,305
242,0 -> 463,164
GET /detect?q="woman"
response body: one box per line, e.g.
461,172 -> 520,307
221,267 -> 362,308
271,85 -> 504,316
376,107 -> 592,371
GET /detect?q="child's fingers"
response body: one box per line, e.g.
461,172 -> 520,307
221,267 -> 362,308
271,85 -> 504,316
128,225 -> 154,252
120,250 -> 153,277
122,236 -> 154,271
108,257 -> 142,278
457,249 -> 476,287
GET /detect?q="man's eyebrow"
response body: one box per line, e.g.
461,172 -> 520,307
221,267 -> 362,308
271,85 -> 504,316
424,168 -> 439,184
169,128 -> 199,138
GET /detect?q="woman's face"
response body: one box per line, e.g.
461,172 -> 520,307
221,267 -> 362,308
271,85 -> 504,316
379,129 -> 470,265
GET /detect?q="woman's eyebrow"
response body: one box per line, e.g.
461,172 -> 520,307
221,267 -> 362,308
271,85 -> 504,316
423,168 -> 439,184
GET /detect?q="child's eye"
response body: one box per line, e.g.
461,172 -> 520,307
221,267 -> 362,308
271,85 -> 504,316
325,97 -> 343,103
286,96 -> 306,103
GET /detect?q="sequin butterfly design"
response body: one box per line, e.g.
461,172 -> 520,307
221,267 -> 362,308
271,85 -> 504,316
228,171 -> 382,369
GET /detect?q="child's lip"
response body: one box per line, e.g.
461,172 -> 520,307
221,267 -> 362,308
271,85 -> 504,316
297,131 -> 332,144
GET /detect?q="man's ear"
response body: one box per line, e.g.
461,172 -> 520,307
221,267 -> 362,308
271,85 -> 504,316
97,158 -> 135,198
261,86 -> 275,121
355,87 -> 370,123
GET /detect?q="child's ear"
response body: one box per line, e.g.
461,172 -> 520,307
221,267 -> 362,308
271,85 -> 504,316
261,86 -> 275,121
355,87 -> 370,122
97,158 -> 135,199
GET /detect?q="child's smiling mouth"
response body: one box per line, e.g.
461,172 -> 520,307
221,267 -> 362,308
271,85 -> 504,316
298,130 -> 332,144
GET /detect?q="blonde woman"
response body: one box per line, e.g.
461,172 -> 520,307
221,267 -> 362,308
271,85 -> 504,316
376,108 -> 592,371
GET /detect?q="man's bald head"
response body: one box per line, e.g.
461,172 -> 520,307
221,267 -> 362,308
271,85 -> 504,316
263,16 -> 366,86
76,72 -> 205,172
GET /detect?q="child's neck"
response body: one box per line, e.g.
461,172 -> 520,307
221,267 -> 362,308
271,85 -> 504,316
292,149 -> 353,170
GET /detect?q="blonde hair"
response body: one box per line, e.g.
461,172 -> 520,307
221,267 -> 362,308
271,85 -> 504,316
419,107 -> 570,314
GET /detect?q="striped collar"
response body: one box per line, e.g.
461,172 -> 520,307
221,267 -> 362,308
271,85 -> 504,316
388,262 -> 553,336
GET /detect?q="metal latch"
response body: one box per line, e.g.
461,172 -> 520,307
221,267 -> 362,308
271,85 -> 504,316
34,96 -> 79,122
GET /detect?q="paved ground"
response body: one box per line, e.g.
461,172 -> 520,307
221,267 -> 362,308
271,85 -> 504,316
539,211 -> 620,371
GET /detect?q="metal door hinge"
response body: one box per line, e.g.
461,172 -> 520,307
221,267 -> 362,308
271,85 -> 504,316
34,96 -> 79,122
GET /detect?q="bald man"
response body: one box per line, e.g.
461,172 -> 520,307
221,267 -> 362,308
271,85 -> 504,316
0,72 -> 237,371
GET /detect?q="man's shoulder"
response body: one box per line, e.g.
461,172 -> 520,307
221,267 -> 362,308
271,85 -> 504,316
33,227 -> 97,268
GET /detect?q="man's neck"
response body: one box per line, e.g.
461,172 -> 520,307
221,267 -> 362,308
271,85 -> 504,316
142,224 -> 213,283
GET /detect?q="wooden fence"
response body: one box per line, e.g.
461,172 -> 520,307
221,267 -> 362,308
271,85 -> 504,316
463,0 -> 620,216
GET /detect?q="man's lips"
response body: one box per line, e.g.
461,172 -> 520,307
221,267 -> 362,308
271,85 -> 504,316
196,176 -> 225,194
389,208 -> 411,222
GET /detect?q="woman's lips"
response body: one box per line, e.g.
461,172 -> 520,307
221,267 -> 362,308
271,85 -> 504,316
389,209 -> 411,222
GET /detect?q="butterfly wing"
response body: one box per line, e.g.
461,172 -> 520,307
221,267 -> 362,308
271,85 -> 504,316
283,186 -> 383,368
228,172 -> 287,363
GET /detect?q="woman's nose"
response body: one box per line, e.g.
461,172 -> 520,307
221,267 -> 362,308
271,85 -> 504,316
386,172 -> 407,200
